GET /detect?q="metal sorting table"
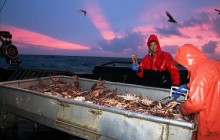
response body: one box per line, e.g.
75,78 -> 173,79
0,76 -> 197,140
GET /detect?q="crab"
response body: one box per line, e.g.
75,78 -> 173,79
25,75 -> 194,122
72,75 -> 80,89
86,86 -> 109,99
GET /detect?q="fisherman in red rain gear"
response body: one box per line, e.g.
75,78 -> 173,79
176,44 -> 220,140
132,34 -> 180,88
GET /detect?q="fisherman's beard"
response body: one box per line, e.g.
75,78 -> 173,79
149,50 -> 157,57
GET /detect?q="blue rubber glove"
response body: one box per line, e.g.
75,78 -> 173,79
132,63 -> 139,72
172,84 -> 188,99
178,84 -> 188,93
172,89 -> 180,99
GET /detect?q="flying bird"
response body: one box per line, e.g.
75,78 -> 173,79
166,11 -> 177,24
78,10 -> 87,16
215,9 -> 220,15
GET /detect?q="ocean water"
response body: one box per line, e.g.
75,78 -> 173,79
0,54 -> 133,74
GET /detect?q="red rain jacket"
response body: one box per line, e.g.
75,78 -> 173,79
137,34 -> 180,85
176,44 -> 220,139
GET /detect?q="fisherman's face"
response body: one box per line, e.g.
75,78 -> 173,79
149,41 -> 157,55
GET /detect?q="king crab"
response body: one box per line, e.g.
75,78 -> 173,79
25,76 -> 194,122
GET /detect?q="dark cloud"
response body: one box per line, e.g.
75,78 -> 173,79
180,11 -> 220,40
182,12 -> 211,27
97,32 -> 147,53
202,40 -> 217,54
155,25 -> 182,36
155,12 -> 211,37
207,53 -> 220,61
157,12 -> 217,39
162,45 -> 179,54
212,18 -> 220,37
196,35 -> 202,39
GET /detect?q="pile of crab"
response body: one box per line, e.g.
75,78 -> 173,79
26,75 -> 193,122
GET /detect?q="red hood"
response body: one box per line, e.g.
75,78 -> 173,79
175,44 -> 207,71
147,34 -> 162,52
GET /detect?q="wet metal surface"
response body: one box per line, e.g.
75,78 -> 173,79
0,76 -> 196,140
0,120 -> 86,140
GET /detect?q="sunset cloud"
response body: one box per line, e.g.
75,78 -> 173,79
212,18 -> 220,37
202,41 -> 218,54
98,31 -> 147,53
162,45 -> 179,54
1,24 -> 90,50
155,24 -> 182,36
1,0 -> 219,60
84,1 -> 116,40
131,7 -> 220,59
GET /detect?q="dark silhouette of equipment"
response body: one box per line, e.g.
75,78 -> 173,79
78,10 -> 87,16
0,31 -> 22,64
166,11 -> 177,24
215,9 -> 220,15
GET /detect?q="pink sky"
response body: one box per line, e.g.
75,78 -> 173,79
0,0 -> 219,60
1,24 -> 90,50
84,1 -> 116,40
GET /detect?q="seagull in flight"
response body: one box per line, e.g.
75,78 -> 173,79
78,10 -> 87,16
166,11 -> 177,24
215,9 -> 220,15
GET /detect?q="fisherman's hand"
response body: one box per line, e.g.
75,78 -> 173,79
172,84 -> 188,99
172,90 -> 180,99
131,63 -> 139,72
178,84 -> 188,92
